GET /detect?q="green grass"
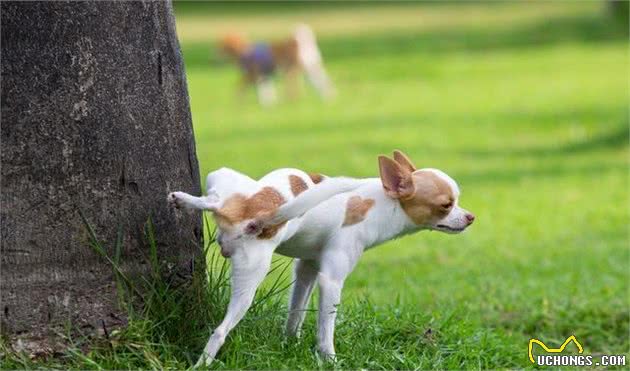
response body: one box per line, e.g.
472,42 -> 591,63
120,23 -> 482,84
184,1 -> 629,369
3,2 -> 628,369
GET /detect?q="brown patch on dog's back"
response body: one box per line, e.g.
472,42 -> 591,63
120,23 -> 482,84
289,175 -> 308,196
271,39 -> 300,68
342,196 -> 375,226
309,173 -> 324,184
214,187 -> 287,239
400,171 -> 454,225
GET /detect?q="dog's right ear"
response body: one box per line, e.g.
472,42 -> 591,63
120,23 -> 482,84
392,150 -> 416,173
378,155 -> 415,199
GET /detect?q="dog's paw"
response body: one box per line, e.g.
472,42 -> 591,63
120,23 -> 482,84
317,349 -> 337,363
167,192 -> 185,209
193,354 -> 213,369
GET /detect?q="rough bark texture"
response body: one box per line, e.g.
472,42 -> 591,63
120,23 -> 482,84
0,0 -> 201,350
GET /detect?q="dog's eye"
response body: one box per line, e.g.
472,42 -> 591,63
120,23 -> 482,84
441,202 -> 453,209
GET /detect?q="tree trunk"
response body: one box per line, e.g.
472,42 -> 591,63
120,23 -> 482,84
1,0 -> 201,351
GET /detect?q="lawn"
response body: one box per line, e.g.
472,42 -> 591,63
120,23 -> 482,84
178,1 -> 628,369
4,2 -> 627,370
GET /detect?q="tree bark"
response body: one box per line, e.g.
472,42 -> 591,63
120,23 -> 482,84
1,0 -> 201,351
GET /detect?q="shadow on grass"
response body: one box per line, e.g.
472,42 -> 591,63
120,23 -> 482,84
200,106 -> 627,144
320,13 -> 628,61
558,125 -> 629,153
182,12 -> 628,68
454,120 -> 628,185
457,162 -> 627,186
463,122 -> 629,159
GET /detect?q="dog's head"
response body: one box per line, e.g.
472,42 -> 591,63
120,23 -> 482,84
378,150 -> 475,233
219,33 -> 249,59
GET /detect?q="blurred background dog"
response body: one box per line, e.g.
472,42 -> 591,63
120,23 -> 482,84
219,24 -> 335,106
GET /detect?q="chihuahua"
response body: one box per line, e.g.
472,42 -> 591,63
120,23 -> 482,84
168,150 -> 474,367
219,24 -> 335,106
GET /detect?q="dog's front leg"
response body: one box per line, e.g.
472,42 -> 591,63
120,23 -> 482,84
286,259 -> 318,338
315,246 -> 361,361
195,245 -> 275,368
256,79 -> 277,106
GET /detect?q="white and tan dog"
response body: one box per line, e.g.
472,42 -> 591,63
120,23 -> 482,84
167,150 -> 475,367
220,24 -> 335,106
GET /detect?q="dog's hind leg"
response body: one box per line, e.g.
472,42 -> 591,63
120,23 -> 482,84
167,191 -> 219,211
195,244 -> 275,368
256,79 -> 277,106
286,259 -> 318,338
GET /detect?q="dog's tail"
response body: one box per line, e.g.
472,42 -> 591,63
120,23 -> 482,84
274,176 -> 369,223
294,24 -> 321,66
246,176 -> 369,235
293,23 -> 335,99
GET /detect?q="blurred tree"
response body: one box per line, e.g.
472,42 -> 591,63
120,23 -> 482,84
608,0 -> 629,24
1,1 -> 201,352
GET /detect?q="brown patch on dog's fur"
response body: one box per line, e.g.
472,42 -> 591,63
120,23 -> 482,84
220,34 -> 249,58
271,39 -> 300,69
309,173 -> 324,184
400,171 -> 454,225
289,175 -> 308,196
214,187 -> 287,239
342,196 -> 375,226
258,220 -> 287,239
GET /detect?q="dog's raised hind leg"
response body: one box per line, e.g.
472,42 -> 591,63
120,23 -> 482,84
195,244 -> 275,368
168,191 -> 219,211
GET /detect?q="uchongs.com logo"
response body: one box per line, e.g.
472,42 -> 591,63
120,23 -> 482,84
528,335 -> 626,367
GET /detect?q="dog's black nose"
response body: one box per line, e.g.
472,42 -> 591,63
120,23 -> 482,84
465,213 -> 475,224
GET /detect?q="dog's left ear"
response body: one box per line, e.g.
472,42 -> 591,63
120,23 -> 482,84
378,155 -> 415,199
393,150 -> 416,173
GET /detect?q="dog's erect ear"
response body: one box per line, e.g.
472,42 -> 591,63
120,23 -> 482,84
378,155 -> 415,199
393,150 -> 416,173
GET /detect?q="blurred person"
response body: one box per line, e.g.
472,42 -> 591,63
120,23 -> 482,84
219,24 -> 335,106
